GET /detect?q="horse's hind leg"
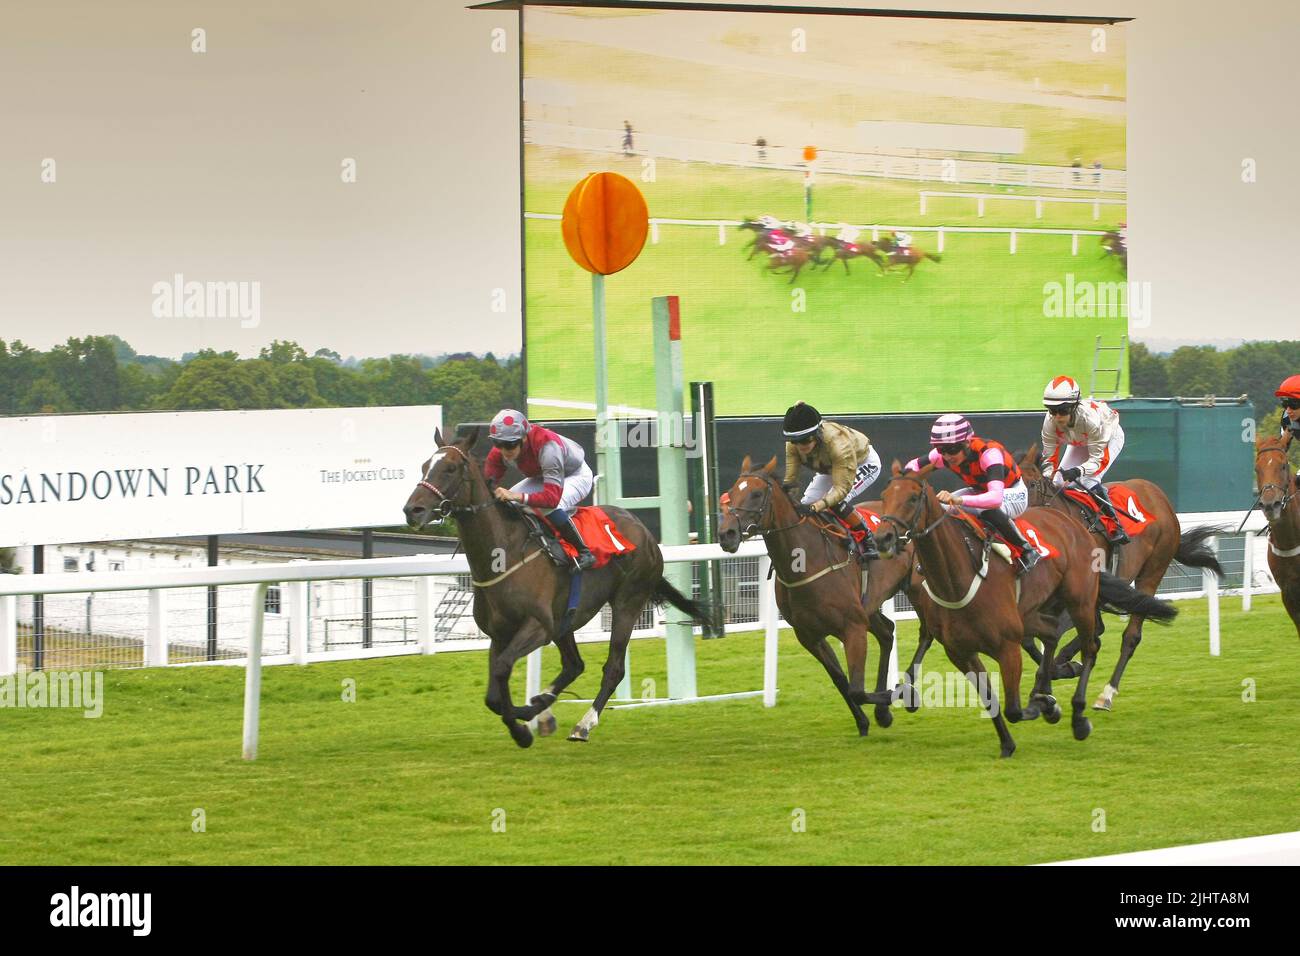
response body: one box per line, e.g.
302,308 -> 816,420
523,627 -> 585,737
567,598 -> 642,742
1096,564 -> 1161,710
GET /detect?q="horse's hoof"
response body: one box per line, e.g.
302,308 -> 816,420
1000,741 -> 1016,759
536,712 -> 558,737
857,723 -> 870,738
509,724 -> 534,749
529,692 -> 556,710
1092,696 -> 1112,712
899,682 -> 921,712
874,705 -> 894,729
1073,717 -> 1092,741
1044,698 -> 1062,724
567,726 -> 590,743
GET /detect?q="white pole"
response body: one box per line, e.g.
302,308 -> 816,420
525,647 -> 543,728
416,576 -> 437,653
1242,531 -> 1254,612
937,226 -> 945,253
759,555 -> 778,707
1071,232 -> 1079,256
145,589 -> 168,667
1009,230 -> 1017,254
1035,197 -> 1043,219
919,193 -> 927,215
716,222 -> 724,245
0,595 -> 16,676
883,595 -> 900,691
977,196 -> 985,217
1206,537 -> 1220,656
243,583 -> 269,760
287,578 -> 309,664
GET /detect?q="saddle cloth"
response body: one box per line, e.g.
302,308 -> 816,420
538,506 -> 636,569
1062,484 -> 1153,538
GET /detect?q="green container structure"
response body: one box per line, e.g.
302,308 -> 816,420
1107,398 -> 1255,513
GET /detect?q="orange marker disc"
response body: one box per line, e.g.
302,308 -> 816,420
560,172 -> 649,275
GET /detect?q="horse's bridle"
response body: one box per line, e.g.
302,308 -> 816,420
418,445 -> 492,517
1252,446 -> 1295,526
878,475 -> 949,544
724,473 -> 805,539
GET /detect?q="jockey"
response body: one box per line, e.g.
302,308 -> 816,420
1117,221 -> 1127,247
758,215 -> 782,231
782,402 -> 882,562
791,221 -> 814,239
482,409 -> 596,570
905,414 -> 1039,574
1275,375 -> 1300,482
836,224 -> 860,247
1039,376 -> 1129,544
892,230 -> 913,254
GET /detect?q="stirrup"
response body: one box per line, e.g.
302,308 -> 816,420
1017,547 -> 1041,575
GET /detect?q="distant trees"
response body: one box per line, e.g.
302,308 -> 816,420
0,337 -> 523,428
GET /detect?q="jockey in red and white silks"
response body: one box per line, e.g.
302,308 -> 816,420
1039,376 -> 1129,544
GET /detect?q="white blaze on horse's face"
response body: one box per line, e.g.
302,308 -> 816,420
423,447 -> 449,482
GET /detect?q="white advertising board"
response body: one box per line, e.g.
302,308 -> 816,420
0,406 -> 441,547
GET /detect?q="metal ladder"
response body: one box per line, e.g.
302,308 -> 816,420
1090,334 -> 1128,399
433,578 -> 474,637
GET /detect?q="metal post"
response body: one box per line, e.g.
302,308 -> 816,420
362,529 -> 374,650
416,576 -> 437,654
287,580 -> 309,664
206,535 -> 219,661
690,381 -> 724,637
0,595 -> 17,676
243,583 -> 269,760
525,647 -> 542,730
654,296 -> 695,699
592,272 -> 623,505
32,545 -> 44,672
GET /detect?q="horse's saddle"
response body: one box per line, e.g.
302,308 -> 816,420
1062,484 -> 1152,538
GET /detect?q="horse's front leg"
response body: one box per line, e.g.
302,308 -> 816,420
488,619 -> 551,748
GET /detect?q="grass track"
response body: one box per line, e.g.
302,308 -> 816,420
3,597 -> 1296,865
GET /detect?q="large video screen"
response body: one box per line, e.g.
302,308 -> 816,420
523,5 -> 1128,418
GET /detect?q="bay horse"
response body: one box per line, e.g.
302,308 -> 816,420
1100,231 -> 1127,274
403,427 -> 721,748
1255,433 -> 1300,638
718,457 -> 898,736
816,237 -> 886,275
876,236 -> 941,281
873,461 -> 1176,756
1019,445 -> 1224,709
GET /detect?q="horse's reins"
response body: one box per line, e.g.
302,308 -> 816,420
725,473 -> 853,587
1249,446 -> 1299,552
418,444 -> 544,585
878,474 -> 951,544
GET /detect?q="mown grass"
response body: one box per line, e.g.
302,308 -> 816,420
2,596 -> 1296,865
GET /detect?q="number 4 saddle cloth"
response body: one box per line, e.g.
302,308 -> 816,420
1062,484 -> 1155,539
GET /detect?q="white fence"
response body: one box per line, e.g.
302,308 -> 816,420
526,212 -> 1111,256
525,120 -> 1128,193
918,191 -> 1127,220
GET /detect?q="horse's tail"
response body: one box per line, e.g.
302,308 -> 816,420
926,252 -> 942,263
1098,571 -> 1178,623
654,578 -> 725,638
1175,525 -> 1228,580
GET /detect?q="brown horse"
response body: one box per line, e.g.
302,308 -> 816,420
717,457 -> 898,736
814,236 -> 887,275
873,461 -> 1176,756
766,244 -> 818,283
403,427 -> 721,747
877,236 -> 941,281
1256,433 -> 1300,638
1019,445 -> 1224,709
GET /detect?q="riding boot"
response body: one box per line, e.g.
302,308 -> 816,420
549,508 -> 596,571
980,508 -> 1040,575
1088,483 -> 1131,545
835,502 -> 879,562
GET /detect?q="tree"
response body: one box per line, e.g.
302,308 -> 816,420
161,356 -> 270,409
1225,342 -> 1290,418
1166,346 -> 1226,397
258,340 -> 307,365
1129,342 -> 1169,397
313,347 -> 341,363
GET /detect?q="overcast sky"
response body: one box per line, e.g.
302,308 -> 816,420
1,0 -> 1295,361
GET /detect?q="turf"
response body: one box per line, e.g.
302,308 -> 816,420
2,596 -> 1296,865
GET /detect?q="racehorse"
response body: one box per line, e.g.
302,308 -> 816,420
876,237 -> 941,281
765,244 -> 818,283
873,461 -> 1176,756
718,457 -> 898,736
1254,433 -> 1300,638
738,218 -> 778,260
1100,231 -> 1127,274
403,427 -> 721,748
815,236 -> 886,275
1019,445 -> 1224,709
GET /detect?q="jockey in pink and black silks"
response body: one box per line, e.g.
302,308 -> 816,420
482,409 -> 597,569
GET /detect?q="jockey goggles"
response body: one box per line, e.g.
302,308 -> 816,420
936,443 -> 966,456
492,438 -> 523,449
1280,398 -> 1300,410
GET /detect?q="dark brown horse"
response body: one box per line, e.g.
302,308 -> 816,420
1019,445 -> 1224,709
873,461 -> 1176,756
814,236 -> 886,274
1100,230 -> 1127,274
1256,433 -> 1300,638
717,457 -> 899,736
403,428 -> 721,747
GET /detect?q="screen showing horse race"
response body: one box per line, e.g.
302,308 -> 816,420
521,4 -> 1128,418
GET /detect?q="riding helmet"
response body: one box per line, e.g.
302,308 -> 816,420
783,402 -> 822,441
